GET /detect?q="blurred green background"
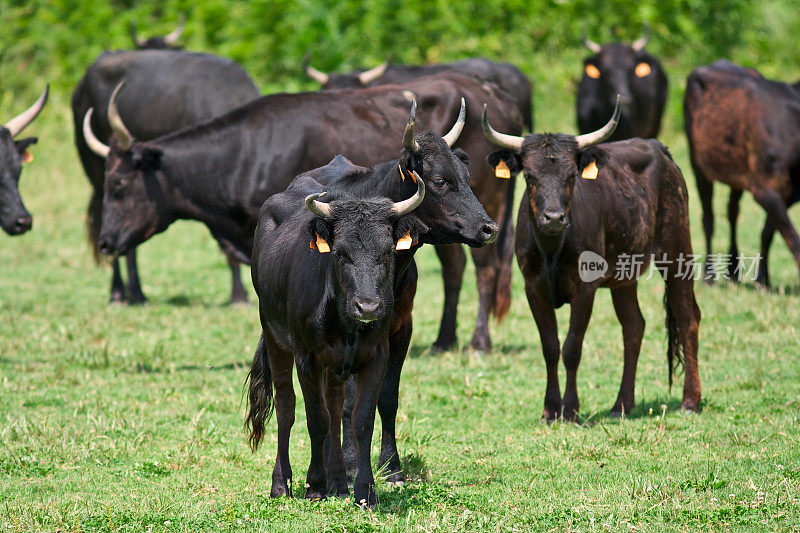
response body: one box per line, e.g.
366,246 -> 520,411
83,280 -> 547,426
2,0 -> 799,136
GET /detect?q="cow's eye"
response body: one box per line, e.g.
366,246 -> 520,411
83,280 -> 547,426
585,64 -> 601,79
112,178 -> 127,198
635,62 -> 651,78
432,177 -> 448,190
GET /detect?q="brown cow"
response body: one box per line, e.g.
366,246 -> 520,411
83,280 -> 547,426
482,101 -> 701,420
685,60 -> 800,286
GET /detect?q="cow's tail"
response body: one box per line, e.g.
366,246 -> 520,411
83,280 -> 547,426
244,333 -> 273,451
492,173 -> 516,322
664,292 -> 684,390
86,190 -> 103,264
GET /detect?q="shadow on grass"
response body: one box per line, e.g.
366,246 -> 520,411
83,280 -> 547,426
131,360 -> 248,374
407,342 -> 529,360
160,295 -> 254,308
578,397 -> 686,426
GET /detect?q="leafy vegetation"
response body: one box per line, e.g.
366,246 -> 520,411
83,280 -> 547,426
2,0 -> 800,531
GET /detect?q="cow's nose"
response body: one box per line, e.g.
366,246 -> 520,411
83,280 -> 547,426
353,298 -> 380,320
98,239 -> 112,255
479,220 -> 499,243
14,214 -> 32,233
543,210 -> 566,224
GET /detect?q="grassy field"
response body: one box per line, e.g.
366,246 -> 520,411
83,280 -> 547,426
2,59 -> 800,531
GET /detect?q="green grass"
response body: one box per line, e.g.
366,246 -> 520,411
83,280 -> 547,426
2,70 -> 800,531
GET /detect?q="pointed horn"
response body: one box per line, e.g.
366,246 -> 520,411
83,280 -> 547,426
107,81 -> 134,151
575,95 -> 620,149
305,192 -> 334,220
631,25 -> 650,51
402,99 -> 421,154
163,14 -> 185,45
4,85 -> 49,138
358,60 -> 389,84
441,97 -> 466,148
303,54 -> 329,85
581,24 -> 602,54
83,108 -> 110,158
481,104 -> 524,151
129,21 -> 146,47
392,171 -> 425,216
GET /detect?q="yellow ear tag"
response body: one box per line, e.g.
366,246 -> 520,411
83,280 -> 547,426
21,150 -> 33,164
495,160 -> 511,179
581,160 -> 598,180
635,62 -> 651,78
315,233 -> 330,253
396,230 -> 413,250
398,164 -> 405,182
585,64 -> 601,79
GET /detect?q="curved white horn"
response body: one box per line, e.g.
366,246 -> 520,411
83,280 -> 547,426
482,104 -> 524,151
304,56 -> 330,85
163,14 -> 185,44
575,95 -> 620,149
358,60 -> 389,84
441,98 -> 466,148
305,192 -> 334,220
581,25 -> 602,54
83,108 -> 110,158
4,85 -> 49,138
632,26 -> 650,52
107,82 -> 134,151
391,171 -> 425,216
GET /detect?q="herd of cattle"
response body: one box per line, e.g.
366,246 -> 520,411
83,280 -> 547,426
3,24 -> 799,507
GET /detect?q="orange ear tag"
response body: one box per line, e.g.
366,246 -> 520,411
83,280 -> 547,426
309,240 -> 317,250
495,160 -> 511,179
395,230 -> 413,250
585,64 -> 601,79
315,233 -> 330,253
398,164 -> 405,181
21,150 -> 33,164
407,170 -> 417,183
581,160 -> 598,180
635,62 -> 651,78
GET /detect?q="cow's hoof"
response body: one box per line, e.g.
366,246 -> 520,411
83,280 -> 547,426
469,336 -> 491,353
270,483 -> 291,498
229,294 -> 250,306
109,292 -> 126,305
354,489 -> 377,508
128,294 -> 147,306
431,339 -> 456,353
681,400 -> 701,413
383,470 -> 405,486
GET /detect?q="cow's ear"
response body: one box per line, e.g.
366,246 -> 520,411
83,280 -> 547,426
486,150 -> 521,179
135,146 -> 164,172
14,137 -> 37,163
577,148 -> 607,180
452,147 -> 470,166
307,217 -> 333,253
393,215 -> 428,250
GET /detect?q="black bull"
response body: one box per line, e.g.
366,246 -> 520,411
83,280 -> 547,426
90,74 -> 522,344
246,124 -> 497,504
305,57 -> 532,351
577,33 -> 667,140
483,103 -> 701,420
71,49 -> 260,304
0,87 -> 49,236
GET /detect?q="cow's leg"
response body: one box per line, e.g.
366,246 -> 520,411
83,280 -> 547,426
351,342 -> 388,508
523,281 -> 561,421
757,216 -> 775,287
468,245 -> 497,352
341,376 -> 356,482
752,187 -> 800,284
125,249 -> 147,304
662,272 -> 702,412
727,189 -> 743,281
323,370 -> 348,497
109,257 -> 126,304
297,361 -> 328,500
226,252 -> 249,305
377,319 -> 412,486
432,243 -> 466,351
561,285 -> 597,421
265,333 -> 295,498
695,173 -> 715,282
610,283 -> 645,417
